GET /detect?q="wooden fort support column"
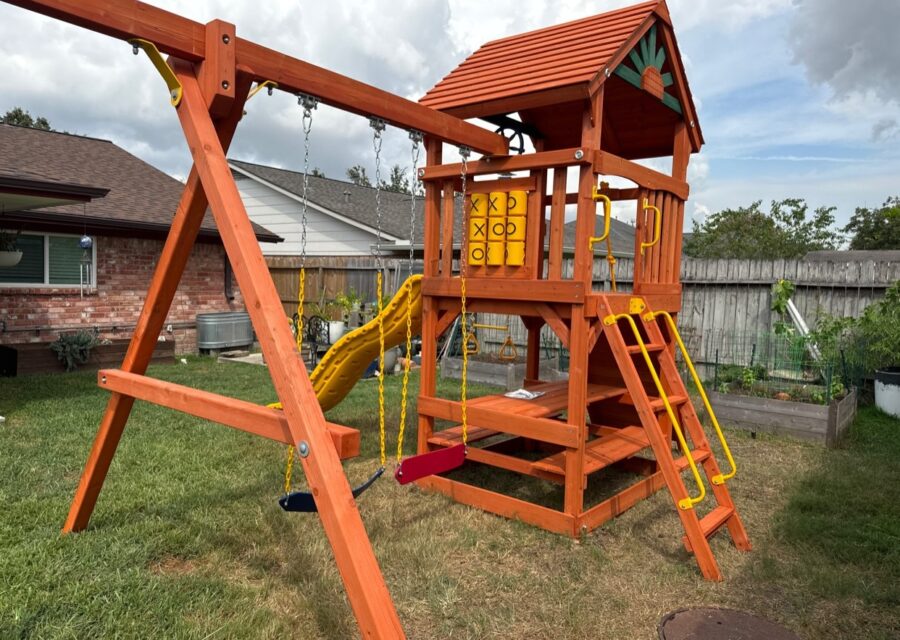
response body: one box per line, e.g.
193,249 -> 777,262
62,71 -> 253,535
417,138 -> 442,455
171,63 -> 404,637
563,88 -> 604,520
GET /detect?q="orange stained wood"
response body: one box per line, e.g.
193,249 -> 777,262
9,0 -> 505,156
172,64 -> 404,637
421,0 -> 660,112
98,369 -> 360,459
62,71 -> 253,535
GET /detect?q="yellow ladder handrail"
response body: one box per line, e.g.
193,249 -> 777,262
588,188 -> 612,251
640,198 -> 661,255
647,310 -> 737,485
604,311 -> 706,510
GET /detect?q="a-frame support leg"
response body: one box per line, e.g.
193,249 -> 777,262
171,62 -> 404,638
63,75 -> 252,534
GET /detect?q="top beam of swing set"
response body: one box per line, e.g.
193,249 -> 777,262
5,0 -> 508,156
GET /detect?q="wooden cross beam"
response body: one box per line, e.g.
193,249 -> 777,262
4,0 -> 507,155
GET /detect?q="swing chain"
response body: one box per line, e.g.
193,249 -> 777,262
298,94 -> 318,265
396,130 -> 422,462
369,117 -> 388,467
458,146 -> 471,448
370,117 -> 387,266
284,94 -> 318,495
408,130 -> 423,268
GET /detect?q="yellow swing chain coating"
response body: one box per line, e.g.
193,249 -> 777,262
371,117 -> 388,468
458,147 -> 471,447
396,131 -> 422,462
283,94 -> 318,495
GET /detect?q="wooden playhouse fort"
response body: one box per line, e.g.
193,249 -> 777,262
413,0 -> 750,580
10,0 -> 750,636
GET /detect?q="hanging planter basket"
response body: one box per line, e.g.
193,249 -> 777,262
0,250 -> 23,267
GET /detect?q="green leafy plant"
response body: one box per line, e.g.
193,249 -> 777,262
50,330 -> 100,371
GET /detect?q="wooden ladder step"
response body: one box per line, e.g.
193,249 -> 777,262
621,392 -> 688,411
683,505 -> 735,553
532,425 -> 650,476
625,343 -> 665,354
648,394 -> 687,411
673,446 -> 711,471
428,424 -> 498,447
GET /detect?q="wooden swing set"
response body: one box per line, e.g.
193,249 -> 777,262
8,1 -> 751,637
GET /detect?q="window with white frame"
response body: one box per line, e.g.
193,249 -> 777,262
0,232 -> 96,287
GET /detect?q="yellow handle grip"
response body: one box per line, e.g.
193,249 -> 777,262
640,198 -> 661,255
588,189 -> 612,251
247,80 -> 278,100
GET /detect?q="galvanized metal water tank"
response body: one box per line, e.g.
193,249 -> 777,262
196,311 -> 254,350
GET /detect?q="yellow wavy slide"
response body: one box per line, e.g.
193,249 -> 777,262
272,274 -> 423,412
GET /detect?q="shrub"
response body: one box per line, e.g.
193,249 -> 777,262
50,331 -> 100,371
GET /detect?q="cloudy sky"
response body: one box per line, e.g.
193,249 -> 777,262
1,0 -> 897,228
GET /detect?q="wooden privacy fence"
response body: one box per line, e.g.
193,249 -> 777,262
266,256 -> 418,317
476,255 -> 900,363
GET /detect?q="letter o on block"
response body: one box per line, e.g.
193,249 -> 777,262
469,242 -> 486,265
488,218 -> 507,241
506,217 -> 526,241
507,190 -> 527,216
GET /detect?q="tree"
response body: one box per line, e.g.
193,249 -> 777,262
379,164 -> 410,194
683,198 -> 843,259
345,165 -> 371,187
844,197 -> 900,250
2,106 -> 52,130
309,167 -> 326,178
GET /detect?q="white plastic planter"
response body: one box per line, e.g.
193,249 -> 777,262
0,250 -> 22,267
875,367 -> 900,418
328,321 -> 346,345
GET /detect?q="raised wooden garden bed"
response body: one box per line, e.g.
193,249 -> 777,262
0,339 -> 176,376
440,354 -> 559,390
708,387 -> 857,447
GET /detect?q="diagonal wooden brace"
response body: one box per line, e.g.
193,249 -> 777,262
62,71 -> 253,535
170,60 -> 404,639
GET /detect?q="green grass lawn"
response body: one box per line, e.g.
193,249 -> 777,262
1,358 -> 898,639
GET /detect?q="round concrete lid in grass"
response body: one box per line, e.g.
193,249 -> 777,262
658,608 -> 801,640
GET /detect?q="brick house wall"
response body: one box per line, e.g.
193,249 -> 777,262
0,235 -> 244,354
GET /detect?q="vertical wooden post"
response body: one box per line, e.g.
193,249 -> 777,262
173,62 -> 404,638
440,180 -> 455,276
418,138 -> 442,455
548,167 -> 567,280
524,317 -> 544,384
671,123 -> 691,286
62,73 -> 252,535
564,88 -> 603,521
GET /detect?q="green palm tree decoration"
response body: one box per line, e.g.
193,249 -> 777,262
613,24 -> 682,114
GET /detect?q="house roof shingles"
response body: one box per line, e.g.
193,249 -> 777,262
232,159 -> 638,254
0,123 -> 278,242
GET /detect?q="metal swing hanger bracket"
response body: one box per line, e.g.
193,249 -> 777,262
129,38 -> 182,106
